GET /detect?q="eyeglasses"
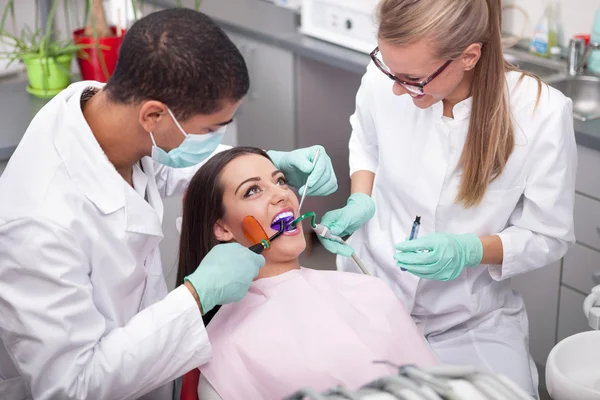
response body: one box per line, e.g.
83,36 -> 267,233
370,47 -> 453,95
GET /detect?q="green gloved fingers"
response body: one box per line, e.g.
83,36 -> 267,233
394,233 -> 483,281
268,145 -> 338,197
316,235 -> 355,257
320,193 -> 376,238
317,193 -> 376,256
185,243 -> 265,314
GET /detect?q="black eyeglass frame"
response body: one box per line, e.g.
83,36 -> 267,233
370,47 -> 453,95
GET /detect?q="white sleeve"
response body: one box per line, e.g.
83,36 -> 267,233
153,144 -> 232,198
198,373 -> 223,400
0,218 -> 212,400
348,63 -> 380,176
494,98 -> 577,280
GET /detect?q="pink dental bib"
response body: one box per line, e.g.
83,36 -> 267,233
200,268 -> 438,399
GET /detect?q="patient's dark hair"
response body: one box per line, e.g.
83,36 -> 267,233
104,8 -> 249,120
177,147 -> 271,323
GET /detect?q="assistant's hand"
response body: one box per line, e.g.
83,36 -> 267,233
393,233 -> 483,281
317,193 -> 376,257
184,243 -> 265,314
267,145 -> 337,196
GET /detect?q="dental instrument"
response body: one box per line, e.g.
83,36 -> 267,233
284,362 -> 534,400
409,216 -> 421,241
242,216 -> 286,254
401,215 -> 421,271
313,224 -> 371,276
297,147 -> 321,216
289,212 -> 371,275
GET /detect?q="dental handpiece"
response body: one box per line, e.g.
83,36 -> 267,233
313,224 -> 371,276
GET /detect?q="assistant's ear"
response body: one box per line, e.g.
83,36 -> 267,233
214,220 -> 235,242
461,43 -> 482,71
139,100 -> 169,134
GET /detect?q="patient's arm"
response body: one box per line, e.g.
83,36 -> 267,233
198,373 -> 222,400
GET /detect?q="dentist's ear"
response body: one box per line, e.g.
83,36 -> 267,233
214,220 -> 235,242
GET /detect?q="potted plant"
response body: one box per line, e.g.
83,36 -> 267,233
0,0 -> 82,98
73,0 -> 130,82
73,0 -> 203,83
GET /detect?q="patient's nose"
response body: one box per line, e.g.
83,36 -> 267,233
270,185 -> 290,205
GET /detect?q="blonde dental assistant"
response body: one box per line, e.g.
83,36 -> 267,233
317,0 -> 576,397
0,9 -> 337,400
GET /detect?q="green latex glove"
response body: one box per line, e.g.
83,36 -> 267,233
267,145 -> 338,196
317,193 -> 376,257
393,233 -> 483,281
185,243 -> 265,314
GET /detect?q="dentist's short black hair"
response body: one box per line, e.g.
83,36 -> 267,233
104,8 -> 249,121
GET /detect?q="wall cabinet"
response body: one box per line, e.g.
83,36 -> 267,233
224,30 -> 296,152
511,260 -> 561,366
512,144 -> 600,368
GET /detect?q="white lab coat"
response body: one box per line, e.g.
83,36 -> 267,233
0,82 -> 230,400
339,65 -> 577,397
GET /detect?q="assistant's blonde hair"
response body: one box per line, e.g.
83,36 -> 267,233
377,0 -> 541,207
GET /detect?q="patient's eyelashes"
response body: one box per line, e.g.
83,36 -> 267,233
244,184 -> 261,198
242,175 -> 289,198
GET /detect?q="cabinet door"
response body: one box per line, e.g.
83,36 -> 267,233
576,145 -> 600,200
574,194 -> 600,251
557,286 -> 591,342
225,31 -> 295,151
511,260 -> 561,366
563,244 -> 600,295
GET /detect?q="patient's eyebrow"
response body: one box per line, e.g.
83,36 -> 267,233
235,177 -> 260,195
234,171 -> 284,195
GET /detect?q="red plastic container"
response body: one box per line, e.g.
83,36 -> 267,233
575,34 -> 591,47
73,26 -> 126,82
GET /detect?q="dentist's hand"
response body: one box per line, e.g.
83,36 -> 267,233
317,193 -> 376,257
184,243 -> 265,314
394,233 -> 483,281
268,145 -> 338,196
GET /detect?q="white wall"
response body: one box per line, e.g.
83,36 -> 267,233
503,0 -> 600,47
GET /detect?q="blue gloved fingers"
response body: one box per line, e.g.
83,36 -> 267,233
301,150 -> 338,196
186,243 -> 265,314
319,209 -> 348,237
316,234 -> 355,257
393,249 -> 439,266
395,254 -> 465,281
394,236 -> 437,253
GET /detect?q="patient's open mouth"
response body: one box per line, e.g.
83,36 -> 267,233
271,211 -> 296,232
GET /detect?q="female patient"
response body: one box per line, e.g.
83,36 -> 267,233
177,147 -> 437,400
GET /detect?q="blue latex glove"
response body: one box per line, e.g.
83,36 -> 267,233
317,193 -> 376,257
185,243 -> 265,314
393,233 -> 483,281
267,145 -> 338,196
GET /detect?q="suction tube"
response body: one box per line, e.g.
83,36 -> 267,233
313,224 -> 371,275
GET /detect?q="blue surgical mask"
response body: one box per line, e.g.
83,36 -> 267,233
149,108 -> 227,168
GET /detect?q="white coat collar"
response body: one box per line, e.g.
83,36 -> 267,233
431,96 -> 473,121
52,81 -> 126,215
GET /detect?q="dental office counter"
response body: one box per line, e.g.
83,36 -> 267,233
0,79 -> 49,164
1,1 -> 600,387
1,5 -> 600,160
